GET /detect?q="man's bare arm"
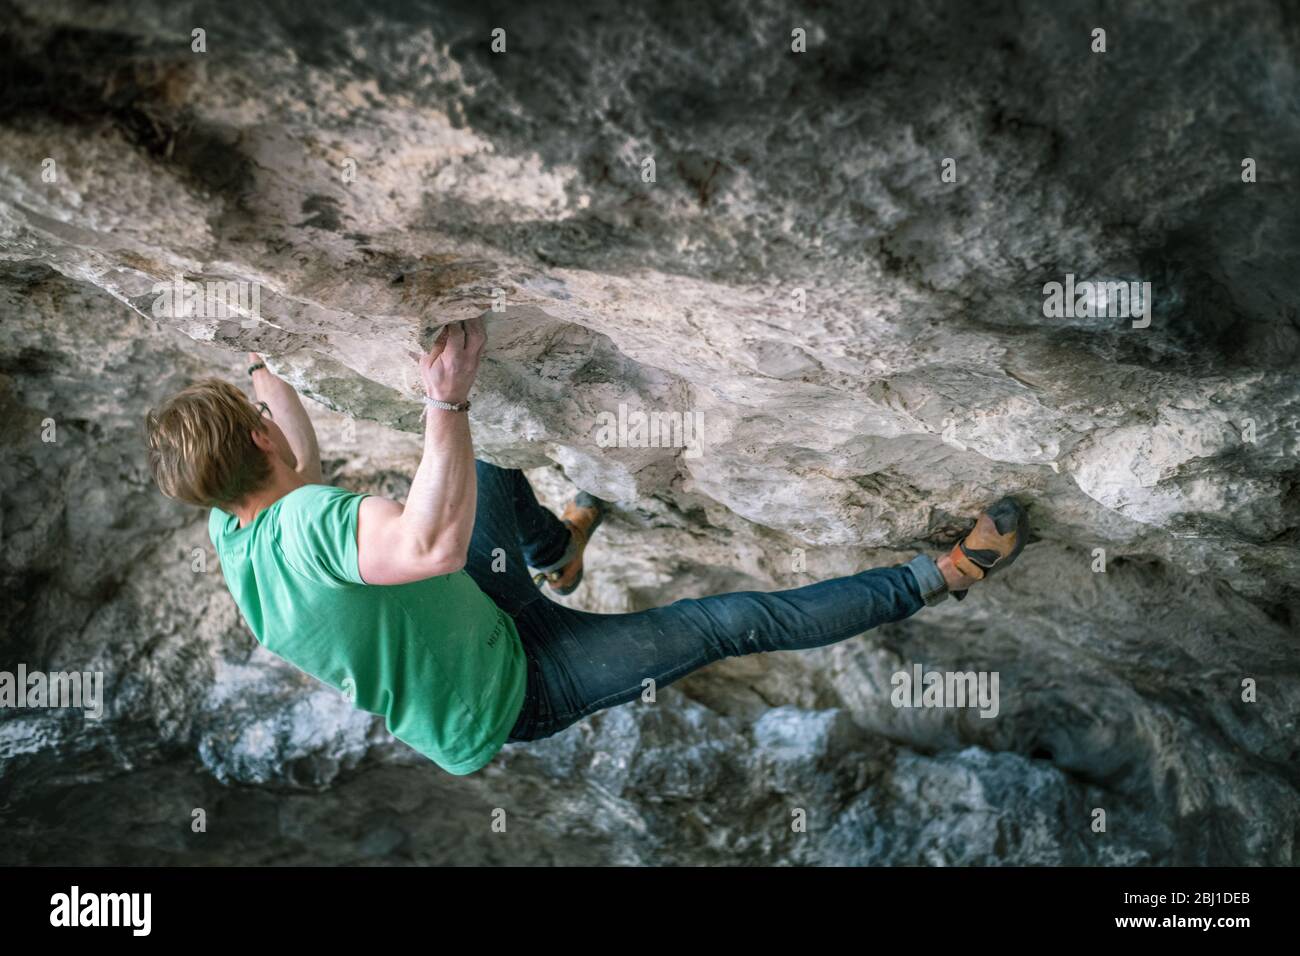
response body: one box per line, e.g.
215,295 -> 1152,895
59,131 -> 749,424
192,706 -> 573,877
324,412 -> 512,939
249,353 -> 323,484
355,318 -> 486,585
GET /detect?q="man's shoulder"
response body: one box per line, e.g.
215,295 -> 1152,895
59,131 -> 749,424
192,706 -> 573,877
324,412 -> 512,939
277,483 -> 360,519
207,486 -> 351,545
275,484 -> 370,547
208,504 -> 234,547
276,484 -> 369,586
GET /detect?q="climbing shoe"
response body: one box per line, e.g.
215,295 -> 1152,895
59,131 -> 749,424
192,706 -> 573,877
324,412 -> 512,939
945,496 -> 1029,601
531,492 -> 606,596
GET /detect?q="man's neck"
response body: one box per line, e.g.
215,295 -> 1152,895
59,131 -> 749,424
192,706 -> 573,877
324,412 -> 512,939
231,472 -> 310,528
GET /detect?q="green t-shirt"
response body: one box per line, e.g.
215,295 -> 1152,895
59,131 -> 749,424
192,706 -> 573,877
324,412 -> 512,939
208,483 -> 526,775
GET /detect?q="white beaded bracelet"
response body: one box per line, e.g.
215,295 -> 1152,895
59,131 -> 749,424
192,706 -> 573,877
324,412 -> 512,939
421,396 -> 471,418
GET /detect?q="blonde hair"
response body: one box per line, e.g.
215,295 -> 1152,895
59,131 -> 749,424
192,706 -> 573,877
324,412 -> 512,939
145,378 -> 272,507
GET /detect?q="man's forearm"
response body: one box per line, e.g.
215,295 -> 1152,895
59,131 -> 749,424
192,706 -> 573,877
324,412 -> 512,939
398,410 -> 476,563
252,368 -> 323,483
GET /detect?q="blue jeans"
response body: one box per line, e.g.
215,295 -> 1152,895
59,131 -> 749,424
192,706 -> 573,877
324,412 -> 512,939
463,461 -> 952,743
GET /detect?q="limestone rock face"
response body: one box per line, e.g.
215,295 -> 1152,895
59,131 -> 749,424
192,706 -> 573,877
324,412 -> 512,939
1,0 -> 1298,864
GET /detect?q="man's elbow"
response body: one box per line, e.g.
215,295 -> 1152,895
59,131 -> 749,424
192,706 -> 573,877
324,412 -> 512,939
426,549 -> 467,576
411,538 -> 468,577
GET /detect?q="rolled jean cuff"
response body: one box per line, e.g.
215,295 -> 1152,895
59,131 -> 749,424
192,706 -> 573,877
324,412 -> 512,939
904,553 -> 949,607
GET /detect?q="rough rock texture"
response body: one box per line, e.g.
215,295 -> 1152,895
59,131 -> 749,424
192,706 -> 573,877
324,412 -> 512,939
1,0 -> 1298,864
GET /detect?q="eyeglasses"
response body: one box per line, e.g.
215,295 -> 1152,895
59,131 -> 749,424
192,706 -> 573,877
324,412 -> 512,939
254,401 -> 273,420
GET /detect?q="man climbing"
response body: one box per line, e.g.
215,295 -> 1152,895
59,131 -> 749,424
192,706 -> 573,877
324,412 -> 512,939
144,316 -> 1029,775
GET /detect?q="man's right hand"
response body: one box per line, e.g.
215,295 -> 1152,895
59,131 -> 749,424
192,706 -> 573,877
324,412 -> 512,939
419,317 -> 485,403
